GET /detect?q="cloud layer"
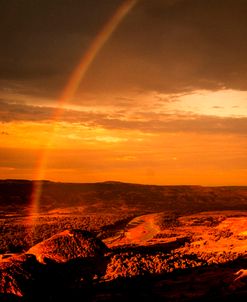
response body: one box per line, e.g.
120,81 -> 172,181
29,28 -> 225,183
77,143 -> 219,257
1,100 -> 247,135
1,0 -> 247,98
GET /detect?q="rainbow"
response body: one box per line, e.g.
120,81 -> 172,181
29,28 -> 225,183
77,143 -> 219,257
29,0 -> 138,225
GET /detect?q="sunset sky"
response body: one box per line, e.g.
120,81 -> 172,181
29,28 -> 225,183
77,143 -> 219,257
0,0 -> 247,185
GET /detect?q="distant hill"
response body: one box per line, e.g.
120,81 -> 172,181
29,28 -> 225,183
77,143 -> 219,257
0,180 -> 247,214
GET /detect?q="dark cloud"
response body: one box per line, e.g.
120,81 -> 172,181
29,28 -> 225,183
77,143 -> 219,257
1,0 -> 247,99
0,0 -> 123,96
92,0 -> 247,93
1,100 -> 247,135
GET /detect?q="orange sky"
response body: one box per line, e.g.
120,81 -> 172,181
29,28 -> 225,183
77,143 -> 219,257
1,113 -> 246,185
0,0 -> 247,185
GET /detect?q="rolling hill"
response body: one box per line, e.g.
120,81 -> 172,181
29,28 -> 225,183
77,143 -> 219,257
0,180 -> 247,215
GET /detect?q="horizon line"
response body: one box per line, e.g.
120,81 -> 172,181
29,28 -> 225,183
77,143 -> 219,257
1,178 -> 246,188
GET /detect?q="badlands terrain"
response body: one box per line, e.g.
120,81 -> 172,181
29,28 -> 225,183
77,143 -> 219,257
1,180 -> 247,301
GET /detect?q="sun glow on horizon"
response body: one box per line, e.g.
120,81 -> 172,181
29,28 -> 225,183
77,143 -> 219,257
171,89 -> 247,117
1,119 -> 246,186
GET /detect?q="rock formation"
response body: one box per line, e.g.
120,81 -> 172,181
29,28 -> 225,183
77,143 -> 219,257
27,229 -> 108,264
0,254 -> 39,297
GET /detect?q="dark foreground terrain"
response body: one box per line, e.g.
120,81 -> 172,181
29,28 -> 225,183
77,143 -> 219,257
1,180 -> 247,301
